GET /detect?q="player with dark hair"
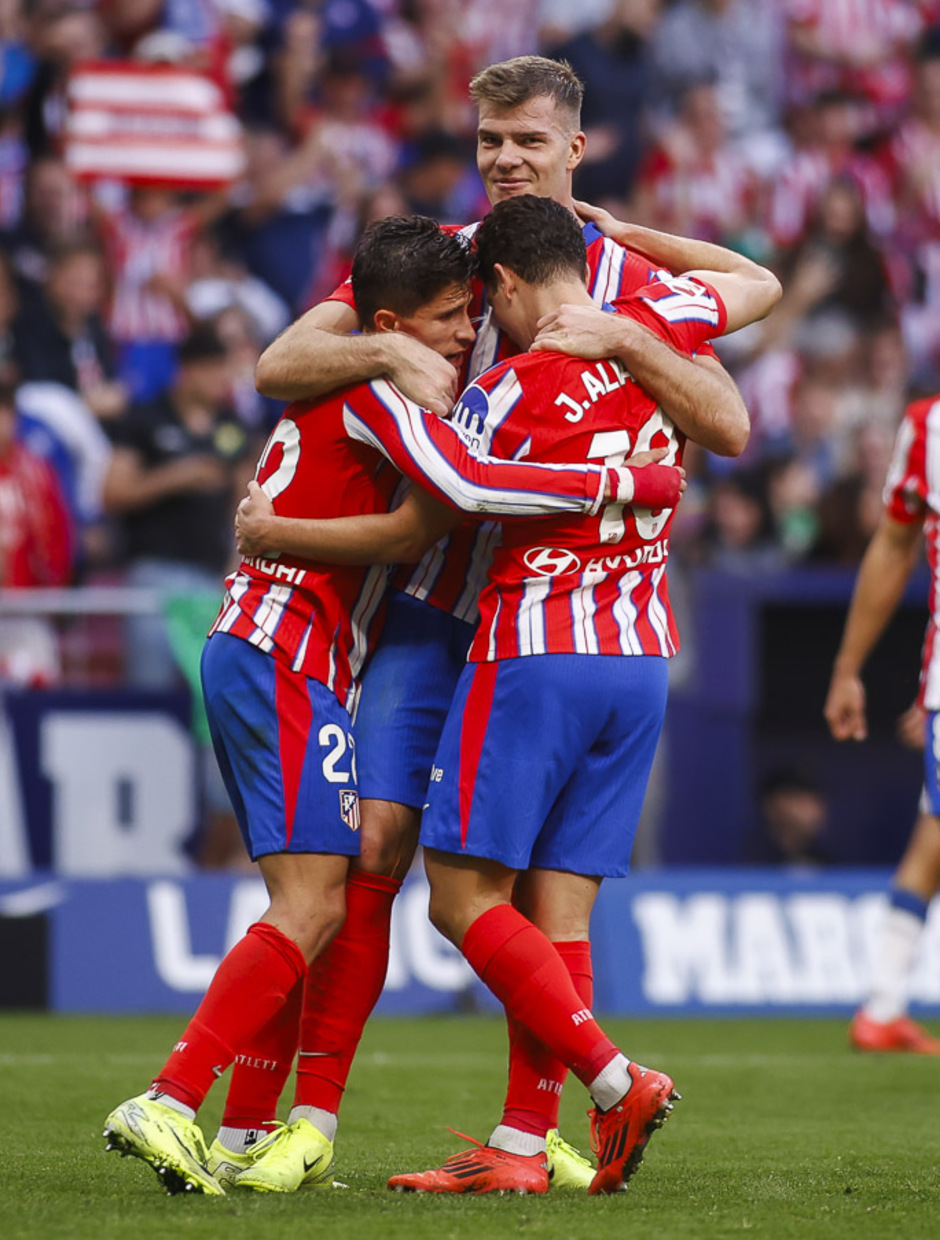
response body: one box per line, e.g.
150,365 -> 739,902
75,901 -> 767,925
236,195 -> 779,1195
217,53 -> 765,1193
101,213 -> 681,1196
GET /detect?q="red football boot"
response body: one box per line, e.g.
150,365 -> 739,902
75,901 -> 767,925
588,1063 -> 680,1196
849,1011 -> 940,1055
387,1132 -> 549,1195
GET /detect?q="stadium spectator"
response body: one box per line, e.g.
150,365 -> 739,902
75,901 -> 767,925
649,0 -> 786,172
2,155 -> 88,289
101,323 -> 253,690
549,0 -> 662,204
0,381 -> 74,685
745,767 -> 834,868
94,185 -> 229,403
632,78 -> 757,245
12,240 -> 127,424
783,0 -> 926,138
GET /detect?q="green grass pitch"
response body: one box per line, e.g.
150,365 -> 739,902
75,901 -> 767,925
3,1012 -> 940,1240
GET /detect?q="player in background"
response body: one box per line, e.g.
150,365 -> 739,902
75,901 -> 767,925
213,55 -> 758,1194
824,390 -> 940,1057
101,216 -> 679,1197
236,195 -> 780,1195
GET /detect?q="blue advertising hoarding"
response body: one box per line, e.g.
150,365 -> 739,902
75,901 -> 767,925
3,869 -> 939,1018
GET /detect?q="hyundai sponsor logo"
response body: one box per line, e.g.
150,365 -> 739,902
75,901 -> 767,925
522,546 -> 582,576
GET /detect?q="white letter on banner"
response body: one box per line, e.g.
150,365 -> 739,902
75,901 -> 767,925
788,895 -> 860,1002
399,882 -> 475,991
0,704 -> 30,876
385,897 -> 408,991
148,881 -> 219,991
729,895 -> 797,1003
224,880 -> 268,951
42,713 -> 194,875
633,893 -> 732,1004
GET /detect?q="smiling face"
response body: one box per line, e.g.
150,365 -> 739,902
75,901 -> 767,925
382,281 -> 476,369
476,94 -> 585,208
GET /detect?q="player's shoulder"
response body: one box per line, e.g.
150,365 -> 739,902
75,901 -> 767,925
902,393 -> 940,430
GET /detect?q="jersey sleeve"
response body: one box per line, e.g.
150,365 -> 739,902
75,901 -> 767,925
343,378 -> 607,518
324,276 -> 356,309
883,401 -> 930,523
613,275 -> 727,355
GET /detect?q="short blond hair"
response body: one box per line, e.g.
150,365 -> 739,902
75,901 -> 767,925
469,56 -> 583,129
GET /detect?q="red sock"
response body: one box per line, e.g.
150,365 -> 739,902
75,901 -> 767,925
153,922 -> 307,1112
501,940 -> 594,1136
221,975 -> 302,1130
462,906 -> 617,1089
294,870 -> 401,1114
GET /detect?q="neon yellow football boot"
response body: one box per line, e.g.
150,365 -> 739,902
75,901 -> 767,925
235,1117 -> 334,1193
103,1094 -> 224,1196
546,1128 -> 596,1190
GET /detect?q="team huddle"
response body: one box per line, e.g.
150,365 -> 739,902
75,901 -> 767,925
101,56 -> 782,1198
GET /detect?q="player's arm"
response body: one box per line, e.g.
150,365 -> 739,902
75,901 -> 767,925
824,513 -> 923,742
254,299 -> 459,416
558,202 -> 782,456
346,381 -> 683,519
574,200 -> 782,317
236,481 -> 460,564
236,447 -> 680,564
532,286 -> 743,457
533,298 -> 752,457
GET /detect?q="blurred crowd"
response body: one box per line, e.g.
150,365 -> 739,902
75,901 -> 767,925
3,0 -> 940,693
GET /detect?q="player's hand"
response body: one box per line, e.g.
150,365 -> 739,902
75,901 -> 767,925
532,303 -> 634,359
624,447 -> 669,469
572,199 -> 618,235
235,480 -> 275,556
384,333 -> 460,417
897,701 -> 927,752
824,671 -> 868,741
610,462 -> 685,508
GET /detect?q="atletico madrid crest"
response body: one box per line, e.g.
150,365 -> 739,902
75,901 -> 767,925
339,789 -> 361,831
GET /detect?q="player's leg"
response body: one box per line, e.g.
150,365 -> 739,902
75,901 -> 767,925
390,654 -> 676,1196
105,635 -> 358,1194
851,757 -> 940,1055
235,593 -> 472,1190
491,868 -> 599,1187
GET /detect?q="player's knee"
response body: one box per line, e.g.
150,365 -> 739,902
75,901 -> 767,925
358,800 -> 420,879
427,889 -> 460,946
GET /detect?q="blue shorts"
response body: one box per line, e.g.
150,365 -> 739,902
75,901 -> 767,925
201,633 -> 362,861
922,711 -> 940,815
355,591 -> 475,807
420,653 -> 669,877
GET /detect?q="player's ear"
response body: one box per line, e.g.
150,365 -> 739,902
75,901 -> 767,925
493,262 -> 515,301
373,308 -> 400,333
567,130 -> 586,171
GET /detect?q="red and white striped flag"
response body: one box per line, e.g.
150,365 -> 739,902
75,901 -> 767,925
64,60 -> 245,189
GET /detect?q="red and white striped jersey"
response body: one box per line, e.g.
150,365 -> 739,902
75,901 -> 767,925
888,117 -> 940,238
769,147 -> 895,249
784,0 -> 923,114
210,378 -> 612,709
99,205 -> 198,343
461,275 -> 726,662
327,217 -> 709,623
882,393 -> 940,708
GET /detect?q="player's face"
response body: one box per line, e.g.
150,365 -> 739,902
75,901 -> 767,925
477,95 -> 585,207
396,282 -> 475,367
